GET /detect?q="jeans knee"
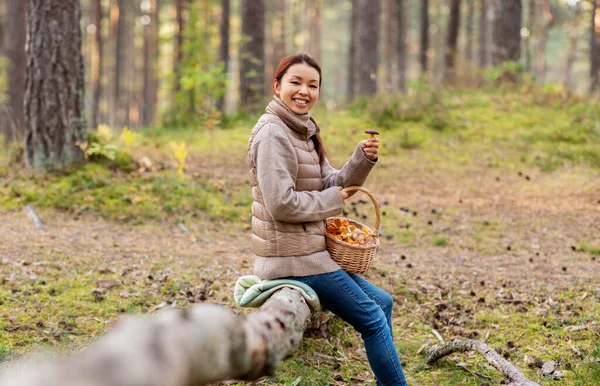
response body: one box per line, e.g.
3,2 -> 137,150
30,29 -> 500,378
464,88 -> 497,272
356,306 -> 389,337
382,291 -> 393,312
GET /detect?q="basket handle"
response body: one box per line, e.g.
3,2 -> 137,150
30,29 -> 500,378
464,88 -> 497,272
340,186 -> 381,234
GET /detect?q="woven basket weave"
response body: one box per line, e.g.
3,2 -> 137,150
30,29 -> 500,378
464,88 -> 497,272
325,186 -> 380,274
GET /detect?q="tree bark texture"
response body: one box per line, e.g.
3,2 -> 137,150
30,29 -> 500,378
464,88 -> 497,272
445,0 -> 462,84
591,0 -> 600,94
90,0 -> 103,130
356,0 -> 380,96
5,0 -> 26,137
396,0 -> 407,93
24,0 -> 86,169
492,0 -> 522,65
479,0 -> 488,68
216,0 -> 230,112
0,288 -> 311,386
427,339 -> 540,386
240,0 -> 265,112
420,0 -> 430,75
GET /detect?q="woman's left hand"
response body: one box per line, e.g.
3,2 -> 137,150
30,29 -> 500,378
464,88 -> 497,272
360,138 -> 379,161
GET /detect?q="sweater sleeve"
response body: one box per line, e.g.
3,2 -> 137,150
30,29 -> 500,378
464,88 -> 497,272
321,143 -> 378,189
252,124 -> 344,223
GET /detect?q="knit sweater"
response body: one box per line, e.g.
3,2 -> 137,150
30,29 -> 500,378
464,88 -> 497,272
248,96 -> 377,279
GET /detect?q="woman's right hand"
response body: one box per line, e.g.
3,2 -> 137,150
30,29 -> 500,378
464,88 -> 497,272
339,187 -> 349,201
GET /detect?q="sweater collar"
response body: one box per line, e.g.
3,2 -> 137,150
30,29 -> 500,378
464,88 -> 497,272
266,96 -> 318,138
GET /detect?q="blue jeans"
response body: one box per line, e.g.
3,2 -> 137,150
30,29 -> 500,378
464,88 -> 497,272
286,270 -> 408,386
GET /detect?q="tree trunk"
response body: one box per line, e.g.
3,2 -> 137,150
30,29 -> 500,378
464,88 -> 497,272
90,0 -> 103,130
563,6 -> 581,92
307,0 -> 322,64
465,0 -> 475,64
383,0 -> 394,93
5,0 -> 26,140
525,0 -> 535,73
347,0 -> 358,101
0,288 -> 311,386
420,0 -> 430,75
25,0 -> 87,170
534,0 -> 552,84
590,0 -> 600,94
216,0 -> 230,113
445,0 -> 462,84
479,0 -> 488,68
396,0 -> 407,93
174,0 -> 185,96
111,0 -> 126,129
240,0 -> 265,112
0,1 -> 5,59
356,0 -> 380,96
492,0 -> 522,66
142,5 -> 152,127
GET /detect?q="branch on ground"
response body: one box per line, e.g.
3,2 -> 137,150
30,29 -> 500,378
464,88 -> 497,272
426,339 -> 540,386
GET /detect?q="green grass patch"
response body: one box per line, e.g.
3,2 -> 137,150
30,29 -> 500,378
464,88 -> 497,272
577,243 -> 600,256
432,237 -> 448,246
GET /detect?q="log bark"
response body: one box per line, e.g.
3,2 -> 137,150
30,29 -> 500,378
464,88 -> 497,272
0,288 -> 311,386
426,339 -> 540,386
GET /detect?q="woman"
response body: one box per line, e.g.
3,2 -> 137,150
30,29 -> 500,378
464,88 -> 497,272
247,53 -> 408,386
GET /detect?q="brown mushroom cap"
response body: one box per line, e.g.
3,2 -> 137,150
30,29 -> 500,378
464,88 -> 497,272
365,129 -> 380,135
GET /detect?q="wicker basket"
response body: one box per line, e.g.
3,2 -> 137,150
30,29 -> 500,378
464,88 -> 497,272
325,186 -> 381,274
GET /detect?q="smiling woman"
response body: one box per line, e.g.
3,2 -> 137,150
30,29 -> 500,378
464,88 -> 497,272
245,53 -> 408,386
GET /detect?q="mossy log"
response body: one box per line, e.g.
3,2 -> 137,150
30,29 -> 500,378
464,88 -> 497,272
427,339 -> 540,386
0,288 -> 311,386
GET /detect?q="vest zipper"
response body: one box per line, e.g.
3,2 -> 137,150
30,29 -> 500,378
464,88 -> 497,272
302,223 -> 307,232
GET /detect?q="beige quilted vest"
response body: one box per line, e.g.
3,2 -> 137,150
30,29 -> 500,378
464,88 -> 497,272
248,114 -> 327,257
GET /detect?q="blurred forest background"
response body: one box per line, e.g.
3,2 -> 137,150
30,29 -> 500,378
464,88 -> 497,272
1,0 -> 599,144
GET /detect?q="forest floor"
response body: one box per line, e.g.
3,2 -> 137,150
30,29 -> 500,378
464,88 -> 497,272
1,89 -> 599,385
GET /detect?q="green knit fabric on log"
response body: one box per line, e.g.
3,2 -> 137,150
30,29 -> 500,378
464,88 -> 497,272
234,275 -> 321,310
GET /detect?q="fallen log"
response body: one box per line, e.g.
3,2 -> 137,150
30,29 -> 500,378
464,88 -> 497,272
426,339 -> 540,386
0,287 -> 311,386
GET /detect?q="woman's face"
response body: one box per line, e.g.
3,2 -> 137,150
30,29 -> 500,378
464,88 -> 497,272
274,63 -> 320,115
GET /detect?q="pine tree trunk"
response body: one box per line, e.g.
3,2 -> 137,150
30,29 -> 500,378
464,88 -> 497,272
142,8 -> 152,126
383,0 -> 394,93
356,0 -> 380,96
420,0 -> 430,75
347,0 -> 358,101
525,0 -> 535,73
492,0 -> 522,66
479,0 -> 488,68
216,0 -> 230,113
240,0 -> 265,112
465,0 -> 475,64
563,22 -> 579,92
25,0 -> 87,170
396,0 -> 407,93
5,0 -> 26,137
90,0 -> 103,130
534,0 -> 552,84
174,0 -> 185,96
591,0 -> 600,94
445,0 -> 462,84
0,2 -> 5,60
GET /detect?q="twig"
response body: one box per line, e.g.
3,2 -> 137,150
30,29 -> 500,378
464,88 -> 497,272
431,329 -> 445,345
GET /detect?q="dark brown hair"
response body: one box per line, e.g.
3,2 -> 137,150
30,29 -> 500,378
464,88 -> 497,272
273,53 -> 327,164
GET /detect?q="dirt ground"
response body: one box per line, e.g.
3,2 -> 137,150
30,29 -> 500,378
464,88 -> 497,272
2,156 -> 599,289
